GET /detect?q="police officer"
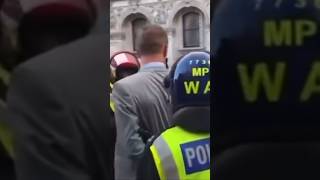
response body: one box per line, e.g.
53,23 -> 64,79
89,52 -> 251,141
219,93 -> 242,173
136,51 -> 210,180
109,51 -> 140,148
110,51 -> 140,82
109,51 -> 140,113
109,51 -> 140,159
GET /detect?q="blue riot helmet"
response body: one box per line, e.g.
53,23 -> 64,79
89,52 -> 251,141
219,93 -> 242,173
171,52 -> 210,110
213,0 -> 320,149
214,2 -> 320,179
165,51 -> 210,132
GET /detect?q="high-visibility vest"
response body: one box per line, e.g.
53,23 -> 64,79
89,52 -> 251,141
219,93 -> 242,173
109,83 -> 115,112
110,99 -> 115,112
150,126 -> 210,180
0,69 -> 14,158
0,100 -> 14,158
0,120 -> 14,158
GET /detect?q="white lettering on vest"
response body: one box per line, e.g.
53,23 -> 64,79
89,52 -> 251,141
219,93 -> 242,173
185,144 -> 210,167
181,138 -> 210,174
185,148 -> 196,167
196,146 -> 207,165
205,144 -> 210,159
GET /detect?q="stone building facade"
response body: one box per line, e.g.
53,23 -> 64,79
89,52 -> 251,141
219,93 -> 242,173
110,0 -> 210,65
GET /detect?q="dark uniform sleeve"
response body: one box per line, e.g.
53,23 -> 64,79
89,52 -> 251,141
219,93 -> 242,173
7,66 -> 91,180
0,143 -> 15,180
137,139 -> 160,180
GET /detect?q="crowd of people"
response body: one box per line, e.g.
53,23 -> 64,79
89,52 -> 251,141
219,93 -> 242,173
110,25 -> 210,180
0,0 -> 211,180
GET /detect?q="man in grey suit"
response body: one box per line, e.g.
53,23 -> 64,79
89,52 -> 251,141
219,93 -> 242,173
112,25 -> 172,180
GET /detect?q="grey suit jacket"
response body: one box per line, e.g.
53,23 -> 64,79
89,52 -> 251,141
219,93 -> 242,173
112,65 -> 172,180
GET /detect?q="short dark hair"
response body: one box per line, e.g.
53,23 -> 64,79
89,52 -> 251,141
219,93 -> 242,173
138,24 -> 168,55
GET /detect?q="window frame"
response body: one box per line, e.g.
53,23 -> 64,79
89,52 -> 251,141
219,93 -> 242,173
132,18 -> 148,51
177,8 -> 205,51
182,12 -> 201,48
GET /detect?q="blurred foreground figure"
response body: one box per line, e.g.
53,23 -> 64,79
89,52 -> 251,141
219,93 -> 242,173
213,0 -> 320,179
0,0 -> 15,179
7,1 -> 116,180
18,0 -> 96,61
137,51 -> 211,180
112,25 -> 172,180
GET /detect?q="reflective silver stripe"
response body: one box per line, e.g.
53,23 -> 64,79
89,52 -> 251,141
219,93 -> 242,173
153,136 -> 180,180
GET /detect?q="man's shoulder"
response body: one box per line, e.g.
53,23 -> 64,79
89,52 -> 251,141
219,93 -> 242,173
16,35 -> 107,77
112,74 -> 141,95
115,73 -> 145,86
113,70 -> 168,98
11,34 -> 108,102
115,70 -> 168,87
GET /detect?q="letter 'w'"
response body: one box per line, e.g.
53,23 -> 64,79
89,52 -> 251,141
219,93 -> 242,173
238,63 -> 286,102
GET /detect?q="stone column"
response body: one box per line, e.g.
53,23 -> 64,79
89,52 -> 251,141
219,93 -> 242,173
205,23 -> 210,52
166,28 -> 175,67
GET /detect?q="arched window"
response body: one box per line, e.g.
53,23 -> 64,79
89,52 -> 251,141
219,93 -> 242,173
182,12 -> 200,47
132,18 -> 148,51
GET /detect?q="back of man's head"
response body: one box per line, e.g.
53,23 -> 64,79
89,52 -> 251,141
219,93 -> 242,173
138,25 -> 168,56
